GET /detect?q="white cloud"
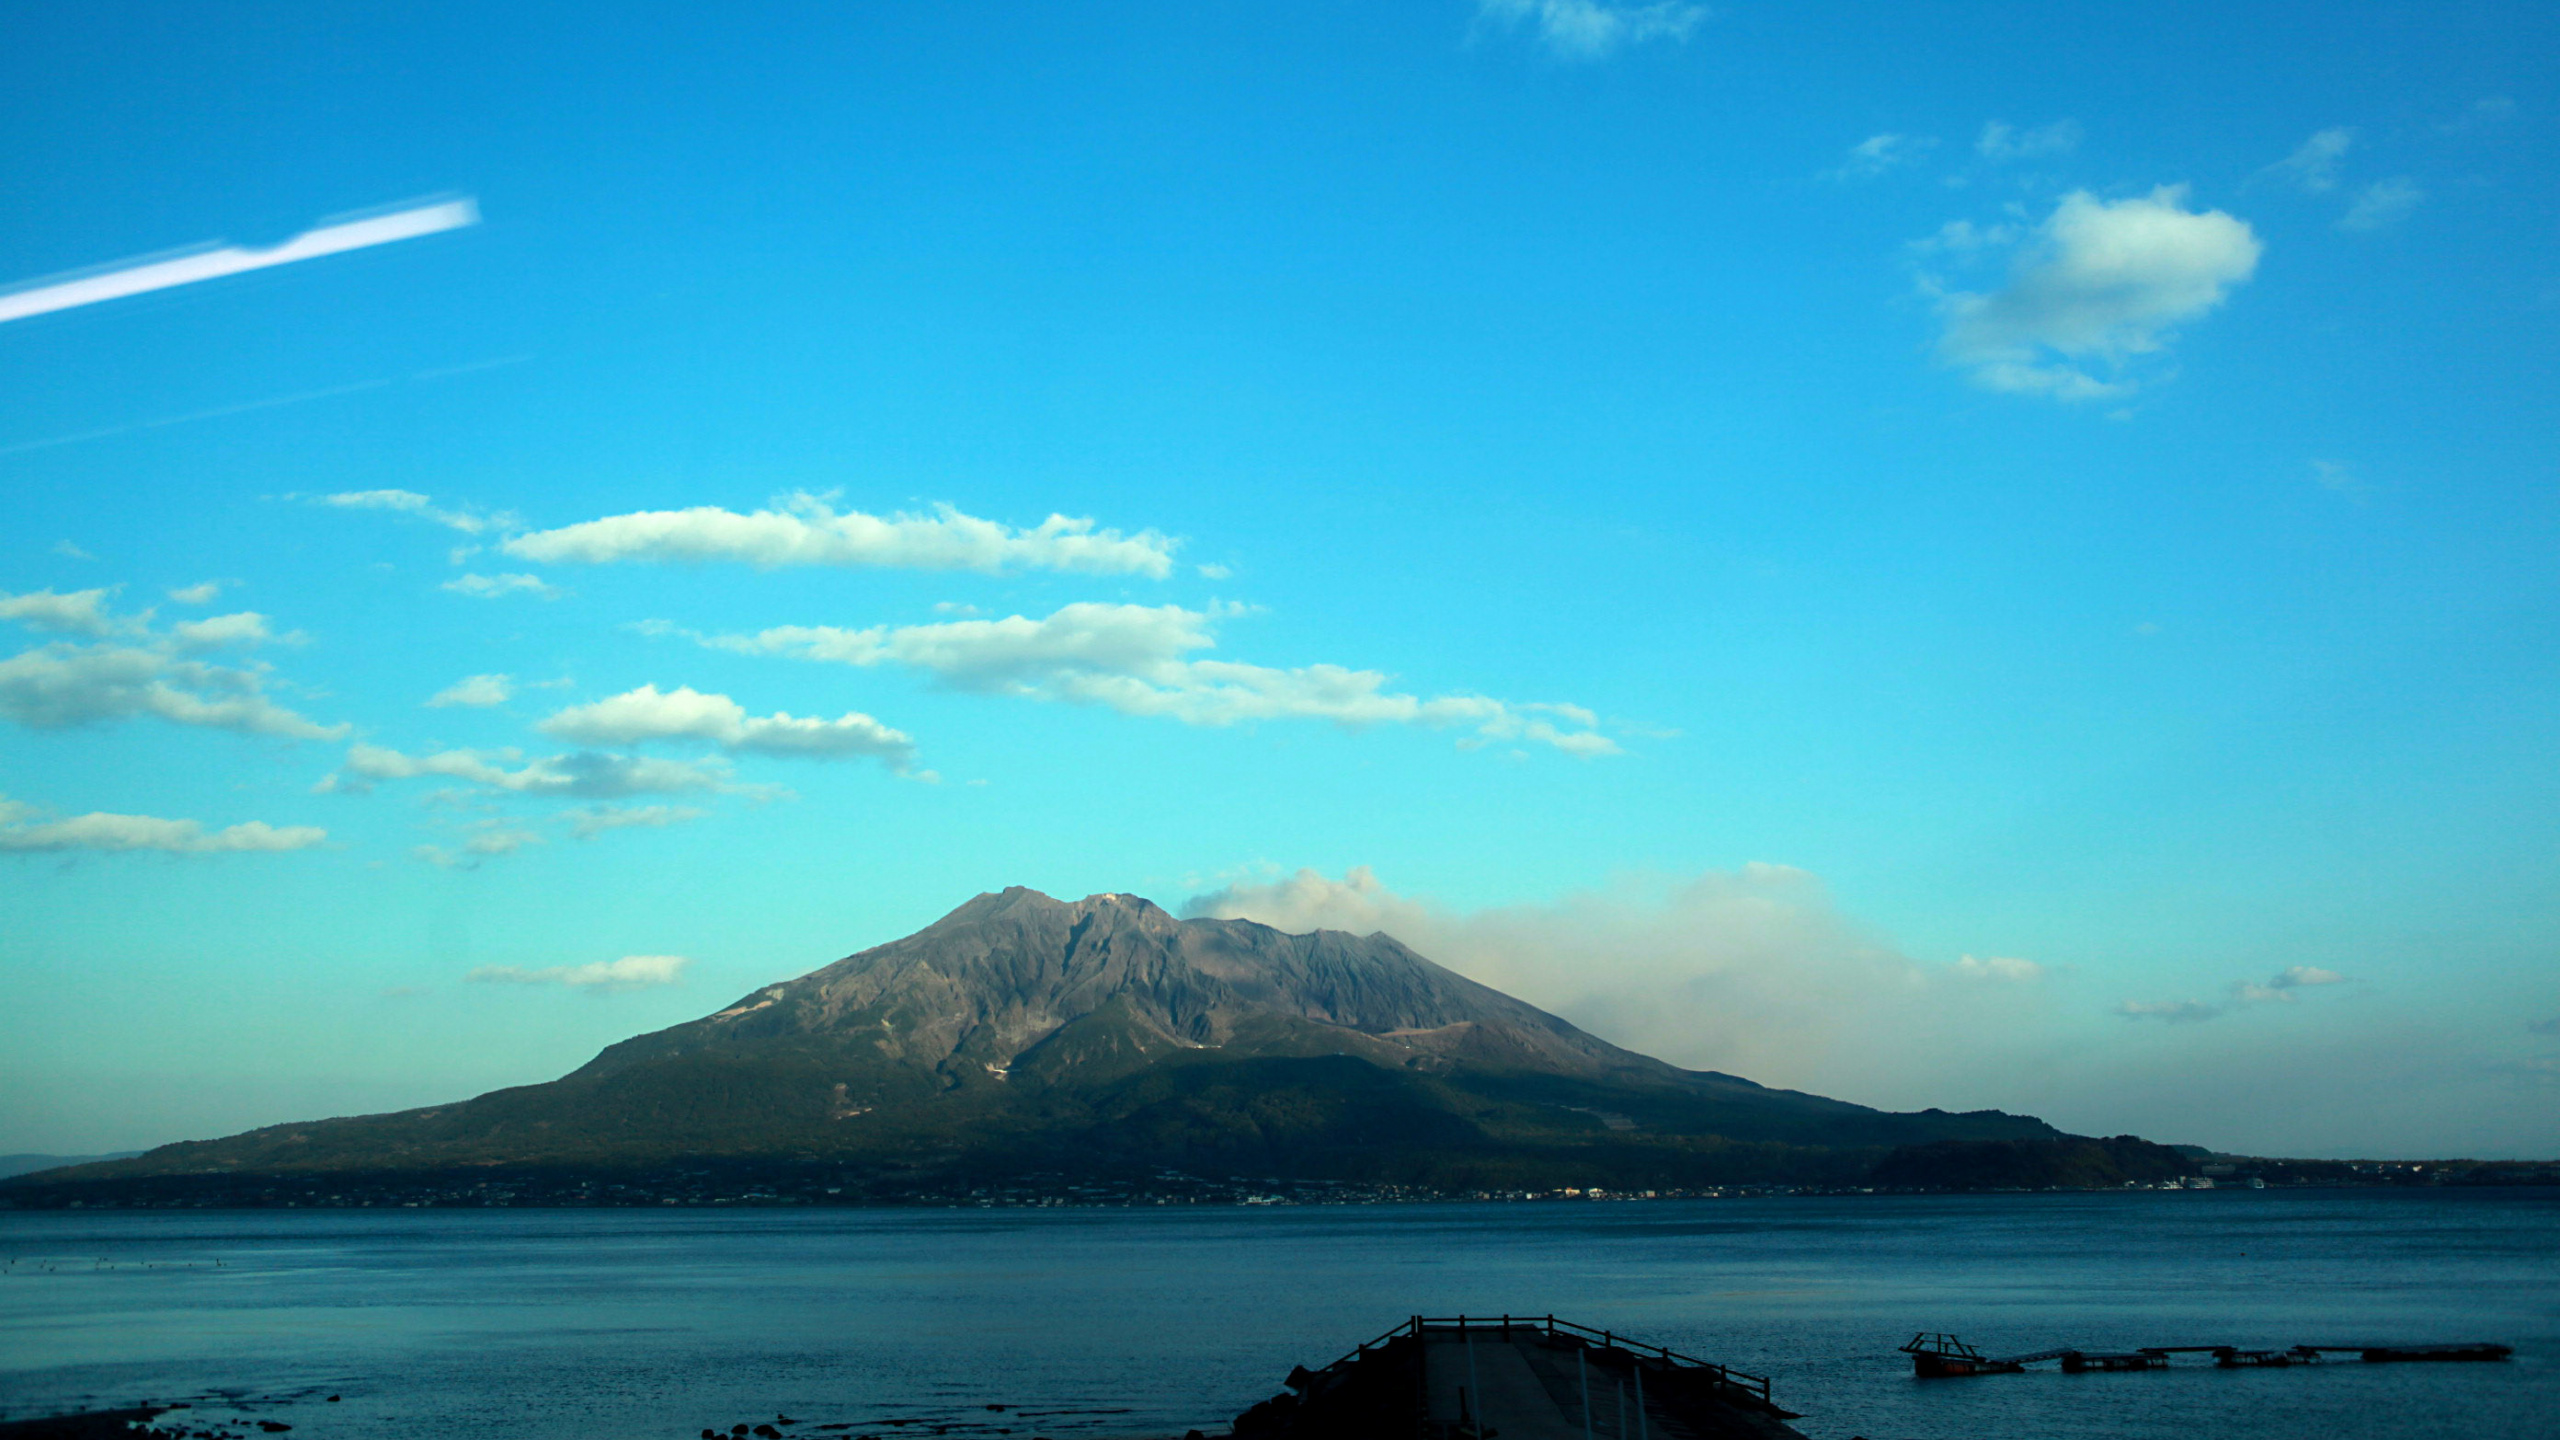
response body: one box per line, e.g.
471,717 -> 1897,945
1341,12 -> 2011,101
0,588 -> 128,639
1475,0 -> 1706,60
562,803 -> 708,839
0,198 -> 479,326
0,793 -> 325,854
537,684 -> 916,769
51,541 -> 96,561
442,572 -> 561,601
2263,127 -> 2355,192
427,673 -> 514,708
503,493 -> 1177,579
1182,865 -> 2051,1096
1976,119 -> 2082,162
0,598 -> 344,742
1932,186 -> 2262,400
168,612 -> 278,651
167,581 -> 227,605
700,602 -> 1617,756
467,954 -> 689,990
2340,177 -> 2423,231
321,742 -> 740,799
312,488 -> 517,536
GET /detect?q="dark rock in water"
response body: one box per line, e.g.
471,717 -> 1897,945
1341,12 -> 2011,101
754,1426 -> 783,1439
0,1406 -> 174,1440
322,1397 -> 338,1404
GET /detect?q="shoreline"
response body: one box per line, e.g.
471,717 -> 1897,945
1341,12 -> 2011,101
5,1175 -> 2554,1214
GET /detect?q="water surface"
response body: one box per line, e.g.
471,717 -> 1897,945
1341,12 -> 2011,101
3,1188 -> 2552,1439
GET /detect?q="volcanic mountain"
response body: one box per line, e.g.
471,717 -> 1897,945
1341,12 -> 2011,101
27,888 -> 2171,1194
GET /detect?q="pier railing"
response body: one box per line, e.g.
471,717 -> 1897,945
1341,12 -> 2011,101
1322,1313 -> 1775,1405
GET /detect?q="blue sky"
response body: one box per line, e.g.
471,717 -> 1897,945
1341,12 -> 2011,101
4,1 -> 2555,1159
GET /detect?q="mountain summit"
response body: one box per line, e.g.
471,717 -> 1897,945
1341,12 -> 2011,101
582,886 -> 1662,1086
27,888 -> 2138,1194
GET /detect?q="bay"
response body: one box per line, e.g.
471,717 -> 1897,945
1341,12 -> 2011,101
3,1188 -> 2553,1440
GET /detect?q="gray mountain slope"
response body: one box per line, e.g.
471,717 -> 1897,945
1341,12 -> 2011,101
582,887 -> 1665,1082
20,888 -> 2066,1187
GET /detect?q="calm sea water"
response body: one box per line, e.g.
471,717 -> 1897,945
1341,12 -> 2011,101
2,1189 -> 2553,1440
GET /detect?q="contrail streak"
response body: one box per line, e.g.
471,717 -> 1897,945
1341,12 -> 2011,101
0,197 -> 480,325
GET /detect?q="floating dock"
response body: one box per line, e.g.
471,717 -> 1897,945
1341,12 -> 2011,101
1901,1333 -> 2512,1378
1231,1314 -> 1809,1439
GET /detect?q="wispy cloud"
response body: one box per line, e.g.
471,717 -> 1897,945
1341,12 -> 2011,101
442,572 -> 562,601
563,803 -> 708,839
51,541 -> 96,562
166,580 -> 228,605
2261,127 -> 2355,192
412,821 -> 545,869
1951,954 -> 2046,983
2118,965 -> 2348,1022
1183,864 -> 2049,1093
1827,133 -> 1937,181
2340,177 -> 2423,232
1474,0 -> 1706,61
314,489 -> 520,536
1929,186 -> 2261,401
467,954 -> 689,990
1976,119 -> 2082,162
537,684 -> 917,771
0,197 -> 479,326
688,602 -> 1617,756
2230,964 -> 2346,1003
504,494 -> 1178,579
0,793 -> 325,855
319,743 -> 746,800
2311,458 -> 2373,501
2114,998 -> 2221,1023
2436,95 -> 2516,135
427,674 -> 514,708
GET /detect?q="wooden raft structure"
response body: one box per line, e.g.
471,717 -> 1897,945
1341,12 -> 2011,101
1230,1315 -> 1809,1440
1901,1332 -> 2513,1377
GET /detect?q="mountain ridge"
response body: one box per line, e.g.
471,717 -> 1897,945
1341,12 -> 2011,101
13,887 -> 2131,1196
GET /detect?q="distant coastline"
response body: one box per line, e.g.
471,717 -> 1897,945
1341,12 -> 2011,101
5,1153 -> 2552,1212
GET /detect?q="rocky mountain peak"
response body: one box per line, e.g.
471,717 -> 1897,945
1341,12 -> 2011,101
583,884 -> 1656,1083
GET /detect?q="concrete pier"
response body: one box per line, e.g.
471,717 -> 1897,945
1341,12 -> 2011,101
1233,1316 -> 1811,1440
